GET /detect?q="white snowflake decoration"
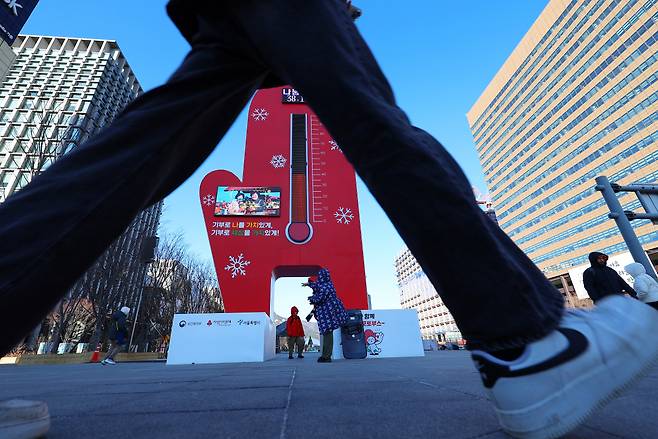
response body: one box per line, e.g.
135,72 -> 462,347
334,207 -> 354,224
251,108 -> 269,121
329,140 -> 343,153
270,154 -> 287,168
225,253 -> 251,278
202,194 -> 215,207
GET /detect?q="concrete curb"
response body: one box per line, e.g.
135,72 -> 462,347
0,352 -> 164,365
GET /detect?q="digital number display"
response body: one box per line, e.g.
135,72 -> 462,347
282,88 -> 305,104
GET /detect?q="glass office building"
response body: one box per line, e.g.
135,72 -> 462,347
395,247 -> 462,342
468,0 -> 658,303
0,35 -> 161,314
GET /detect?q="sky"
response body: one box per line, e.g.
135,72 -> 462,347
21,0 -> 549,316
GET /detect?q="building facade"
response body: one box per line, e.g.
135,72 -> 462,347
0,35 -> 142,198
0,40 -> 15,83
395,247 -> 462,343
468,0 -> 658,304
0,35 -> 161,347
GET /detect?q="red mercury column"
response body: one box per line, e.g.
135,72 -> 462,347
286,114 -> 313,244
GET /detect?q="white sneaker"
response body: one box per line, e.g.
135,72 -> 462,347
471,295 -> 658,439
0,400 -> 50,439
100,359 -> 107,365
104,358 -> 116,365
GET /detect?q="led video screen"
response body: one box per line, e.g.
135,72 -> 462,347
214,186 -> 281,217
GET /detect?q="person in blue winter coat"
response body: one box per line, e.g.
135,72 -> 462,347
306,268 -> 348,363
101,306 -> 130,365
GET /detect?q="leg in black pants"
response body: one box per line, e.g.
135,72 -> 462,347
0,0 -> 560,357
220,0 -> 564,351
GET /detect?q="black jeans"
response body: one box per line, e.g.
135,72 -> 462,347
0,0 -> 563,355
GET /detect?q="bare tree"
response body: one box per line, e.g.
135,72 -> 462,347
16,226 -> 221,355
85,223 -> 146,350
45,282 -> 94,354
45,293 -> 95,354
10,102 -> 77,353
24,107 -> 63,180
183,258 -> 222,314
130,232 -> 224,352
131,233 -> 188,350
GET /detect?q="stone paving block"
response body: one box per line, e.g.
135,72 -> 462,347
1,351 -> 656,438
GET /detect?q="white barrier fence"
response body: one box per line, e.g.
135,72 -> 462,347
167,312 -> 275,365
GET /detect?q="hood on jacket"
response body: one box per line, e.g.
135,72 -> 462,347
588,252 -> 607,267
120,306 -> 131,316
625,262 -> 647,277
317,268 -> 331,283
290,306 -> 299,316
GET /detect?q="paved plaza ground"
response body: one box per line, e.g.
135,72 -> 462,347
1,351 -> 657,438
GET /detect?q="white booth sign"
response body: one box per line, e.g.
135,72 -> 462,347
331,309 -> 424,359
167,312 -> 275,365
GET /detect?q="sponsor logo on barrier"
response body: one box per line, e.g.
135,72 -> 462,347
179,320 -> 202,327
178,319 -> 231,328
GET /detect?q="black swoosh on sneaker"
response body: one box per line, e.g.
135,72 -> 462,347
473,328 -> 589,389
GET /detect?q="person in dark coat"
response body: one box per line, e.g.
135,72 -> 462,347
286,306 -> 305,359
306,269 -> 348,363
101,306 -> 130,365
583,252 -> 637,303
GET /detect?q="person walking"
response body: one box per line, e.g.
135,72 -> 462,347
2,2 -> 658,438
583,252 -> 637,303
101,306 -> 130,365
306,269 -> 348,363
286,306 -> 305,359
624,263 -> 658,311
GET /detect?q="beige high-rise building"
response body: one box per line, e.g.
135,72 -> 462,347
468,0 -> 658,305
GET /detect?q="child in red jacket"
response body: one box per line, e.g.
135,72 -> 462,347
286,306 -> 305,359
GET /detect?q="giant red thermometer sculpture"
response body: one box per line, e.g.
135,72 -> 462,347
199,87 -> 368,315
